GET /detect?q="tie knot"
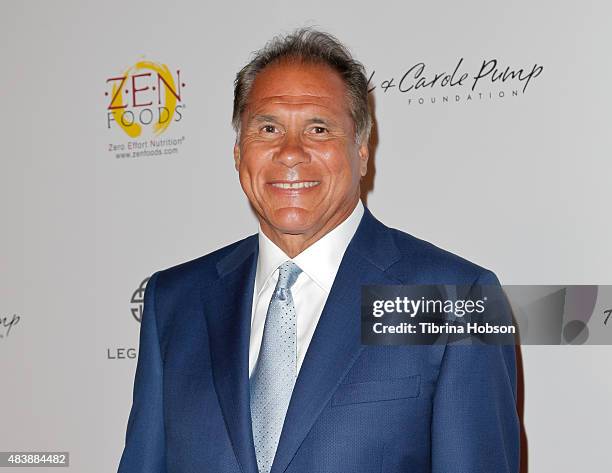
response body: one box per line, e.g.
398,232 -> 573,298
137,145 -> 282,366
276,261 -> 302,291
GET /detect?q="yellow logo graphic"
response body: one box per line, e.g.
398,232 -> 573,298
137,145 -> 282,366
106,60 -> 184,137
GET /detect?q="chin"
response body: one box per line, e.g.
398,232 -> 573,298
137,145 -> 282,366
269,207 -> 316,235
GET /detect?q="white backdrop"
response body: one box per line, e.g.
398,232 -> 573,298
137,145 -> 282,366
1,0 -> 611,472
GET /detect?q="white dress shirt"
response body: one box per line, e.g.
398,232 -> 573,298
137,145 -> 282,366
249,200 -> 365,377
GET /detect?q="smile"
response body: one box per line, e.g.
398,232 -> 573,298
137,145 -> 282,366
270,181 -> 320,189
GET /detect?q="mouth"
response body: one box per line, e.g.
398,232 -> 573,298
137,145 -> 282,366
269,180 -> 321,190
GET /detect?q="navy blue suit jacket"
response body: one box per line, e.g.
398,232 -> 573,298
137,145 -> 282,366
117,206 -> 519,473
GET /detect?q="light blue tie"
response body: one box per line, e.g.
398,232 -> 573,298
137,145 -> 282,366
250,260 -> 302,473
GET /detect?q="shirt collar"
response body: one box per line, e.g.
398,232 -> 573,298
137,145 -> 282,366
255,199 -> 365,297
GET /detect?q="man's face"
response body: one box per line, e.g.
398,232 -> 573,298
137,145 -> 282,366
234,59 -> 369,244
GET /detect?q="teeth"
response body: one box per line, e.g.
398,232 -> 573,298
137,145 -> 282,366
271,181 -> 320,189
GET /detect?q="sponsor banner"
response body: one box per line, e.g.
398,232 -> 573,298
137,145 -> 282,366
367,57 -> 544,106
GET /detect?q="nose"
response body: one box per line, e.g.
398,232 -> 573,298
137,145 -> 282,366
274,133 -> 310,168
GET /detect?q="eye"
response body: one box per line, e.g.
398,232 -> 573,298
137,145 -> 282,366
310,126 -> 328,134
261,124 -> 278,134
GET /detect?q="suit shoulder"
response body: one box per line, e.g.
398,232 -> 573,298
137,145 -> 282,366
386,226 -> 499,285
153,234 -> 257,290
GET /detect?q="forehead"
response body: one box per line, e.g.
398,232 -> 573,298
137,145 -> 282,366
245,60 -> 351,118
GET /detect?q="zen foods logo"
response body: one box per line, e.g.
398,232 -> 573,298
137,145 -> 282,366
104,60 -> 186,159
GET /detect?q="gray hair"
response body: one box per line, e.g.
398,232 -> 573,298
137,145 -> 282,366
232,27 -> 372,145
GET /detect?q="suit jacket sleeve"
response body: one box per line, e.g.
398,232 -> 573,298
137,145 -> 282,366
117,271 -> 167,473
431,270 -> 520,473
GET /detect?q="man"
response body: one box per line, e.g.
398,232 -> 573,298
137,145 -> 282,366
117,28 -> 519,473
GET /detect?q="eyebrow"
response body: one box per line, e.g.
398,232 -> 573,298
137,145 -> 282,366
250,114 -> 281,125
248,114 -> 337,127
304,117 -> 335,126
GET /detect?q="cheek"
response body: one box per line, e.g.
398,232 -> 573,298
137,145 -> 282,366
240,144 -> 273,175
319,149 -> 360,188
238,156 -> 267,198
237,160 -> 256,196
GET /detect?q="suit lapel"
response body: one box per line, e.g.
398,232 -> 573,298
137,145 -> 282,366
202,208 -> 401,473
270,207 -> 402,473
202,236 -> 260,473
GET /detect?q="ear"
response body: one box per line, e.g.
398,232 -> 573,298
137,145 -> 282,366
358,140 -> 369,177
233,142 -> 241,171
